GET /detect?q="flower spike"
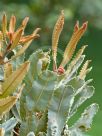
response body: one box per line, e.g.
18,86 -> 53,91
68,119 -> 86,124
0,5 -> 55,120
52,10 -> 64,71
59,21 -> 88,68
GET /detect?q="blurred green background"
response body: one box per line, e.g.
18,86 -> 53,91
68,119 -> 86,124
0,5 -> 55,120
0,0 -> 102,135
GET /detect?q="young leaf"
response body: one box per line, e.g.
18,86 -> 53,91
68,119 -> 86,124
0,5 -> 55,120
79,60 -> 91,80
60,22 -> 88,68
0,61 -> 29,98
11,39 -> 36,61
2,13 -> 7,36
9,15 -> 16,33
0,128 -> 5,136
4,62 -> 13,79
66,45 -> 87,76
0,96 -> 18,119
0,84 -> 24,118
11,28 -> 23,50
52,10 -> 64,71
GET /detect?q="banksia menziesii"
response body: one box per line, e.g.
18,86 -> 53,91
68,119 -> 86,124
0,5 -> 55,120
0,11 -> 98,136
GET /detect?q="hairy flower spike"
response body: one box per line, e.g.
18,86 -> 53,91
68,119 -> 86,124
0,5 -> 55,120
59,21 -> 88,68
79,60 -> 91,80
52,10 -> 64,71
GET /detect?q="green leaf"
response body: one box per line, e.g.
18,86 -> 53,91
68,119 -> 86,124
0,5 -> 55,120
1,117 -> 17,134
20,50 -> 56,119
70,103 -> 99,134
11,104 -> 21,122
64,55 -> 85,84
0,61 -> 29,98
20,111 -> 48,135
69,86 -> 94,117
11,45 -> 25,70
47,85 -> 74,136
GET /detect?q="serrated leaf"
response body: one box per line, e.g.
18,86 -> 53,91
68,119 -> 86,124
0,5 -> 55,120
1,117 -> 17,133
0,61 -> 29,98
9,15 -> 16,33
63,55 -> 85,85
11,28 -> 23,50
25,70 -> 57,111
4,62 -> 13,79
69,86 -> 94,118
20,111 -> 47,136
11,104 -> 21,121
70,103 -> 99,133
2,13 -> 7,36
52,10 -> 64,71
11,45 -> 25,70
11,40 -> 32,61
47,85 -> 74,136
0,95 -> 18,118
20,114 -> 38,136
60,22 -> 87,67
20,50 -> 56,119
35,111 -> 48,134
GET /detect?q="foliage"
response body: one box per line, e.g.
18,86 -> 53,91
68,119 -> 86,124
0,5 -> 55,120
0,13 -> 40,135
0,11 -> 99,136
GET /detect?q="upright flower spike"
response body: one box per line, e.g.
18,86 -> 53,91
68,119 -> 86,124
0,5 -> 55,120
52,10 -> 64,71
79,60 -> 91,80
59,21 -> 88,69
